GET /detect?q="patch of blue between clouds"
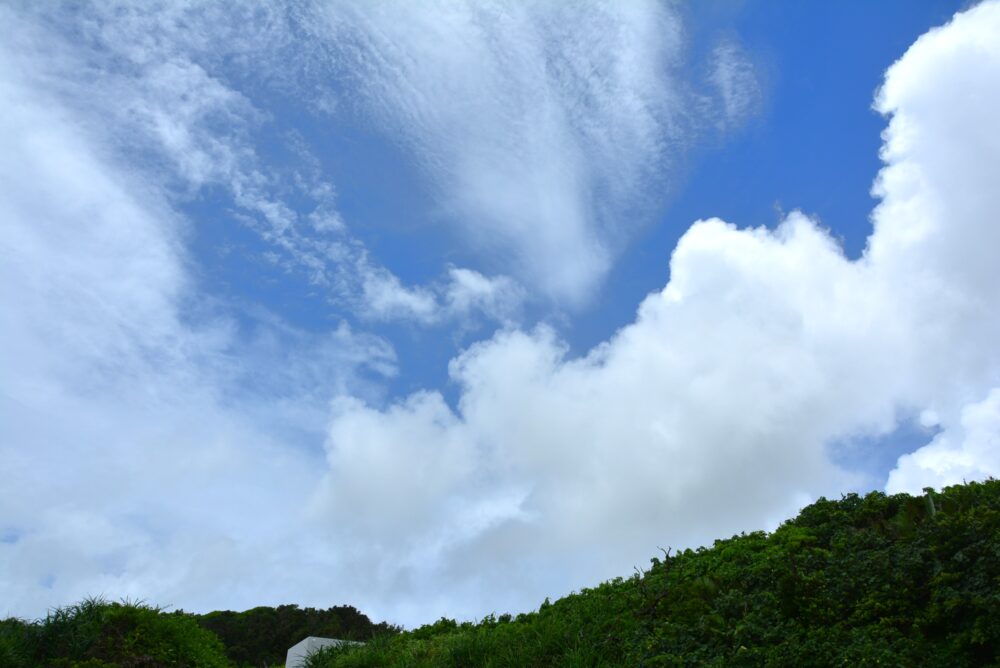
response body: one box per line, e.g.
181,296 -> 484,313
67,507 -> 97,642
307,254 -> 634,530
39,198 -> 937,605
831,419 -> 942,491
183,188 -> 304,325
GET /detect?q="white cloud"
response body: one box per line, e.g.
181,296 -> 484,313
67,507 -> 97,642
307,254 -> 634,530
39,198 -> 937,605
5,1 -> 756,322
0,0 -> 520,621
0,18 -> 392,619
444,268 -> 523,324
307,0 -> 1000,624
355,261 -> 523,325
4,1 -> 512,328
887,388 -> 1000,493
358,264 -> 440,323
709,39 -> 761,127
310,0 -> 756,305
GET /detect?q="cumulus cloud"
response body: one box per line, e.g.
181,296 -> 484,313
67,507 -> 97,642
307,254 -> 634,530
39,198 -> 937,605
887,389 -> 1000,493
308,1 -> 1000,623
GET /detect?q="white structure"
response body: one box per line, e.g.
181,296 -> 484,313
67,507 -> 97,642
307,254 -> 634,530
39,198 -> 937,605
285,636 -> 359,668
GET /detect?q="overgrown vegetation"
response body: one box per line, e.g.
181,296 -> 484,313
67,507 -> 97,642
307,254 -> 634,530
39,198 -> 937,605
308,479 -> 1000,667
0,598 -> 230,668
3,480 -> 997,666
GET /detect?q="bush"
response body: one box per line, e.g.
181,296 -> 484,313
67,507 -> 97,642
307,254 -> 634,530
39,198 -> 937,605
1,597 -> 231,668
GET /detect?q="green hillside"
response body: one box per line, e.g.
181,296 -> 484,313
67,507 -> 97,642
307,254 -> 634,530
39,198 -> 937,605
2,480 -> 997,667
309,479 -> 1000,667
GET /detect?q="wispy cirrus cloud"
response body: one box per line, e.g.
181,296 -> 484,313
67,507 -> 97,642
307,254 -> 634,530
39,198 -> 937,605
5,1 -> 522,328
310,0 -> 758,304
8,1 -> 757,321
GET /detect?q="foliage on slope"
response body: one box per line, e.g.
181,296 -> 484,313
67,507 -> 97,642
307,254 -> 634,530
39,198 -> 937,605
0,598 -> 230,668
193,603 -> 399,667
307,479 -> 1000,667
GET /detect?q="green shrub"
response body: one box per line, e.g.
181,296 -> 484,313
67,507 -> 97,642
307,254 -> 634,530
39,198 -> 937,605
2,597 -> 231,668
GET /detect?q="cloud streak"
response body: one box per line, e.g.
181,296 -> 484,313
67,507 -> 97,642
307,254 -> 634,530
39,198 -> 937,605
4,1 -> 521,328
310,0 -> 757,304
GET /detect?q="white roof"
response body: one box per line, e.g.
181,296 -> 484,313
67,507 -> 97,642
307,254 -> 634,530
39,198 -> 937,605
285,636 -> 359,668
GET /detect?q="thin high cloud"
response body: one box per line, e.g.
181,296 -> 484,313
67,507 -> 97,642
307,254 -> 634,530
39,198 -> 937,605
4,1 -> 754,324
3,1 -> 522,327
311,0 -> 757,304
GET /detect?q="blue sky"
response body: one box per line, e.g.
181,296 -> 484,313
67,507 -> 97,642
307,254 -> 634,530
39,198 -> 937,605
3,0 -> 1000,628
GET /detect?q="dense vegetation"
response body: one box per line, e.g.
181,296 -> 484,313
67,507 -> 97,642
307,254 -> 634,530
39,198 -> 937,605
309,480 -> 1000,667
0,598 -> 230,668
3,480 -> 997,666
194,604 -> 398,667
